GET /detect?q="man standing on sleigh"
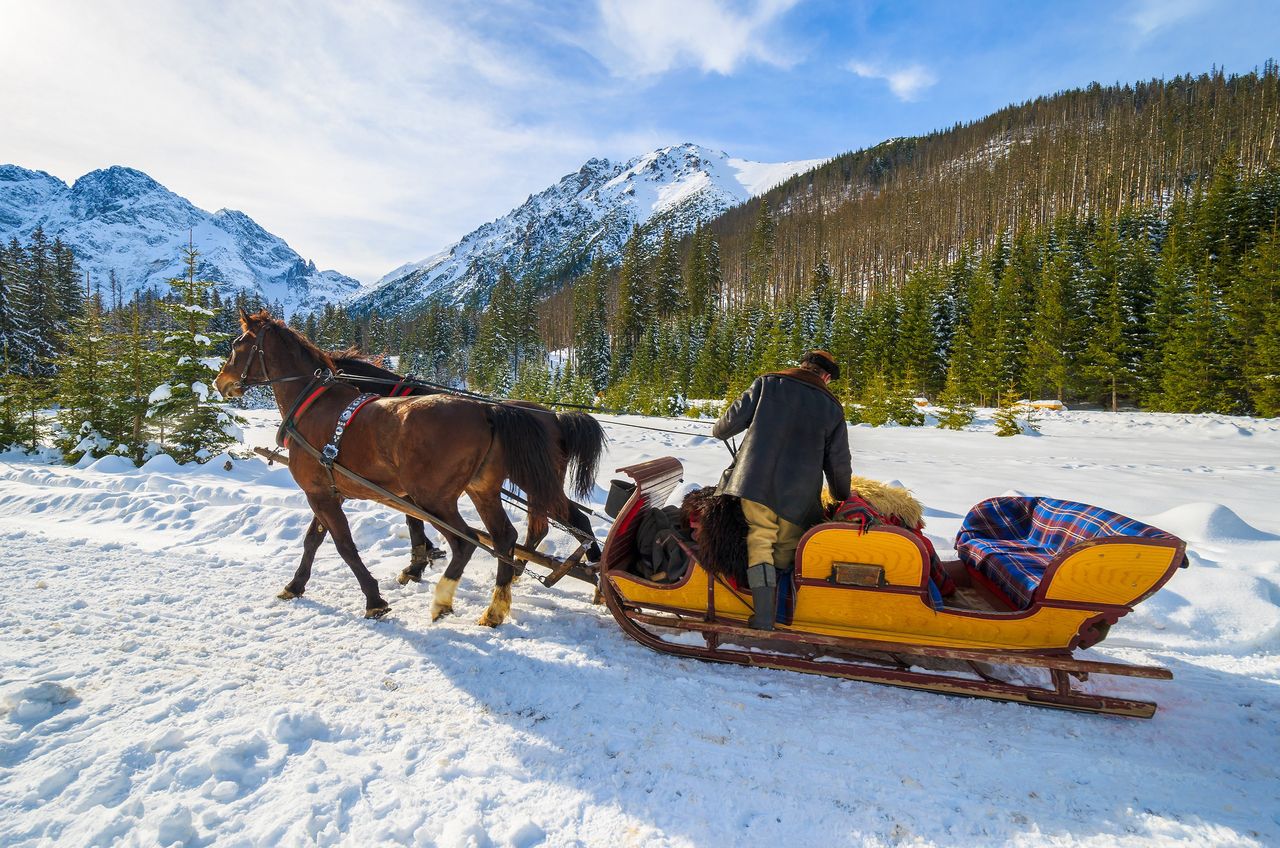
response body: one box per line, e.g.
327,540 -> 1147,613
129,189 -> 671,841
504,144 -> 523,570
712,350 -> 852,630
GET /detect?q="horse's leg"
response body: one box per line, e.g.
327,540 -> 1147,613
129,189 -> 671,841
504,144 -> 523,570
473,493 -> 520,627
307,493 -> 391,618
429,500 -> 476,622
516,511 -> 549,584
278,515 -> 327,600
568,503 -> 602,562
398,515 -> 445,585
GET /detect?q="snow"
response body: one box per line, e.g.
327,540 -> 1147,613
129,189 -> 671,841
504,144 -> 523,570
0,164 -> 360,316
1,408 -> 1278,845
356,144 -> 824,313
726,156 -> 827,196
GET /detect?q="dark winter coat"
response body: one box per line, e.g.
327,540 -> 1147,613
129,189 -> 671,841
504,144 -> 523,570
711,367 -> 852,526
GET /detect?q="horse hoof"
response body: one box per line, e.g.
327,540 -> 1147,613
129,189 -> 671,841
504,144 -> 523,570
397,570 -> 419,586
430,604 -> 453,622
364,605 -> 392,619
278,588 -> 301,600
476,611 -> 505,628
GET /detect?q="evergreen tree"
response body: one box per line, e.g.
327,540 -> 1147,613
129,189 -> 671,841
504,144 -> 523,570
896,269 -> 947,399
149,241 -> 240,462
572,258 -> 611,391
56,296 -> 111,460
652,228 -> 682,319
1155,260 -> 1234,413
1081,218 -> 1138,410
747,200 -> 776,302
1025,247 -> 1078,400
612,226 -> 651,373
1229,230 -> 1280,413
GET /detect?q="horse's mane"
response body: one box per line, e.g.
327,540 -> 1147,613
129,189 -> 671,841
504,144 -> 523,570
244,309 -> 336,371
329,348 -> 399,380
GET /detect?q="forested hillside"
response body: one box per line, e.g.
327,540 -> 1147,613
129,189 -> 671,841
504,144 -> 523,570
355,65 -> 1273,417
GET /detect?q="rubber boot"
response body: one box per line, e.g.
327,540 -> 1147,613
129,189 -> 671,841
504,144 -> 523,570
746,563 -> 777,631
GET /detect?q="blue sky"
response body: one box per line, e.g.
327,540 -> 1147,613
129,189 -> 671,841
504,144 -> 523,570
3,0 -> 1277,282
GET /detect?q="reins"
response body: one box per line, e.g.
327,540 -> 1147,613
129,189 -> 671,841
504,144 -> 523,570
328,369 -> 726,443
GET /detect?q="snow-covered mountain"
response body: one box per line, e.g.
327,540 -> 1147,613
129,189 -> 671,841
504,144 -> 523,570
0,164 -> 359,315
352,143 -> 824,315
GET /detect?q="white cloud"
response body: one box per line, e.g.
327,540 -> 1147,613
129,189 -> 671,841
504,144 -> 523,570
0,0 -> 620,282
595,0 -> 799,76
847,60 -> 937,101
1128,0 -> 1210,35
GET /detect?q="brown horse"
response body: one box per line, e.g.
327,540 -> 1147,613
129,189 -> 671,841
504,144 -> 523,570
214,309 -> 564,626
326,352 -> 606,583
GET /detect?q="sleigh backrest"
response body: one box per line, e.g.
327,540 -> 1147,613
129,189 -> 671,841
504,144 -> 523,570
599,457 -> 685,574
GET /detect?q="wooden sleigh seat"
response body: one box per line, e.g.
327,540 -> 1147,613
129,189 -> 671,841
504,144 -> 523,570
954,496 -> 1188,611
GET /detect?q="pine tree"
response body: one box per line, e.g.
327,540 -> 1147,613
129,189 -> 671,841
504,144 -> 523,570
1229,230 -> 1280,413
104,304 -> 160,464
572,258 -> 611,391
149,240 -> 240,462
470,271 -> 518,393
612,226 -> 651,373
1025,247 -> 1078,401
747,200 -> 776,302
56,294 -> 111,461
934,373 -> 976,430
1155,260 -> 1234,413
652,228 -> 682,319
1081,218 -> 1137,410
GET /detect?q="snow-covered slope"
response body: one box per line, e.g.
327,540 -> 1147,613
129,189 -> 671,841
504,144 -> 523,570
353,143 -> 824,314
1,408 -> 1278,844
0,164 -> 359,315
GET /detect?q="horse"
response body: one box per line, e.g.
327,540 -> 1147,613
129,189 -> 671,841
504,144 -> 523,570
214,309 -> 564,626
327,352 -> 606,584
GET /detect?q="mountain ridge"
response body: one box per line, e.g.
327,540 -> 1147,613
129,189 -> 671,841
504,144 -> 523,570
0,164 -> 359,315
350,142 -> 824,316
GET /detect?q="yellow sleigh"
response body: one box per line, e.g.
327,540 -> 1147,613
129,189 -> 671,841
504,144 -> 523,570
598,457 -> 1188,718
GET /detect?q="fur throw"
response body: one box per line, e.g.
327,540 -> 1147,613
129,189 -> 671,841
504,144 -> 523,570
824,476 -> 925,529
682,488 -> 748,585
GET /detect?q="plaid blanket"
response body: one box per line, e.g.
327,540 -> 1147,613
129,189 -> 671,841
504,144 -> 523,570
955,497 -> 1178,609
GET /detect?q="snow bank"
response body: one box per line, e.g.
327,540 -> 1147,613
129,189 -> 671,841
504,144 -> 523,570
1147,502 -> 1280,544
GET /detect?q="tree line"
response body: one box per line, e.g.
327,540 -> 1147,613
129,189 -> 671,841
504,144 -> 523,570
0,237 -> 253,462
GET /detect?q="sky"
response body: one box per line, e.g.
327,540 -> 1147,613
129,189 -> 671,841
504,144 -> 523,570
2,0 -> 1278,283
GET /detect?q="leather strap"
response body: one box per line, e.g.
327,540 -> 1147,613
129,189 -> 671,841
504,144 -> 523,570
320,393 -> 378,467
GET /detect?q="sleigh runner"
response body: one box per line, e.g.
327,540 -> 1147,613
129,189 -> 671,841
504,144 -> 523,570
598,457 -> 1188,718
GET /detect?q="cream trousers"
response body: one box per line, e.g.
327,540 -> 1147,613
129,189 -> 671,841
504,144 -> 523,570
740,498 -> 804,571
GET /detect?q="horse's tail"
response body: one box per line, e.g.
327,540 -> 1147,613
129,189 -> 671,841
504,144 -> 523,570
555,411 -> 607,501
488,404 -> 564,519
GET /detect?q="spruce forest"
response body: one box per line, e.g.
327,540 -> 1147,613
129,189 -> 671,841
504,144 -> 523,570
2,66 -> 1278,464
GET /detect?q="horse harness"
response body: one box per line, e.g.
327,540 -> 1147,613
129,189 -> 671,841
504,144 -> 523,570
269,374 -> 378,495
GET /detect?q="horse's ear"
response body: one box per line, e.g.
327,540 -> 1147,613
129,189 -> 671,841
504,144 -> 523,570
238,307 -> 250,330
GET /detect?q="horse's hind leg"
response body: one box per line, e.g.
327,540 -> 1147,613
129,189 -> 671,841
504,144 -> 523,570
472,494 -> 520,627
569,503 -> 601,562
398,515 -> 446,585
279,516 -> 327,600
307,493 -> 390,618
428,500 -> 476,622
516,512 -> 549,583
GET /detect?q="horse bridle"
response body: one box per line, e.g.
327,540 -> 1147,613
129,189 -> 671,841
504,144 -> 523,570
231,326 -> 324,391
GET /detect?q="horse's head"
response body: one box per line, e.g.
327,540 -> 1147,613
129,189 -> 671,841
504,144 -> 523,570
215,309 -> 337,398
214,308 -> 272,398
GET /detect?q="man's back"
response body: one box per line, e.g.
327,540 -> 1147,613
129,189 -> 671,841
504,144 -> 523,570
713,367 -> 852,527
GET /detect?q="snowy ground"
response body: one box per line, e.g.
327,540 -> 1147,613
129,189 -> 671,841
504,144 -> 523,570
1,408 -> 1278,847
